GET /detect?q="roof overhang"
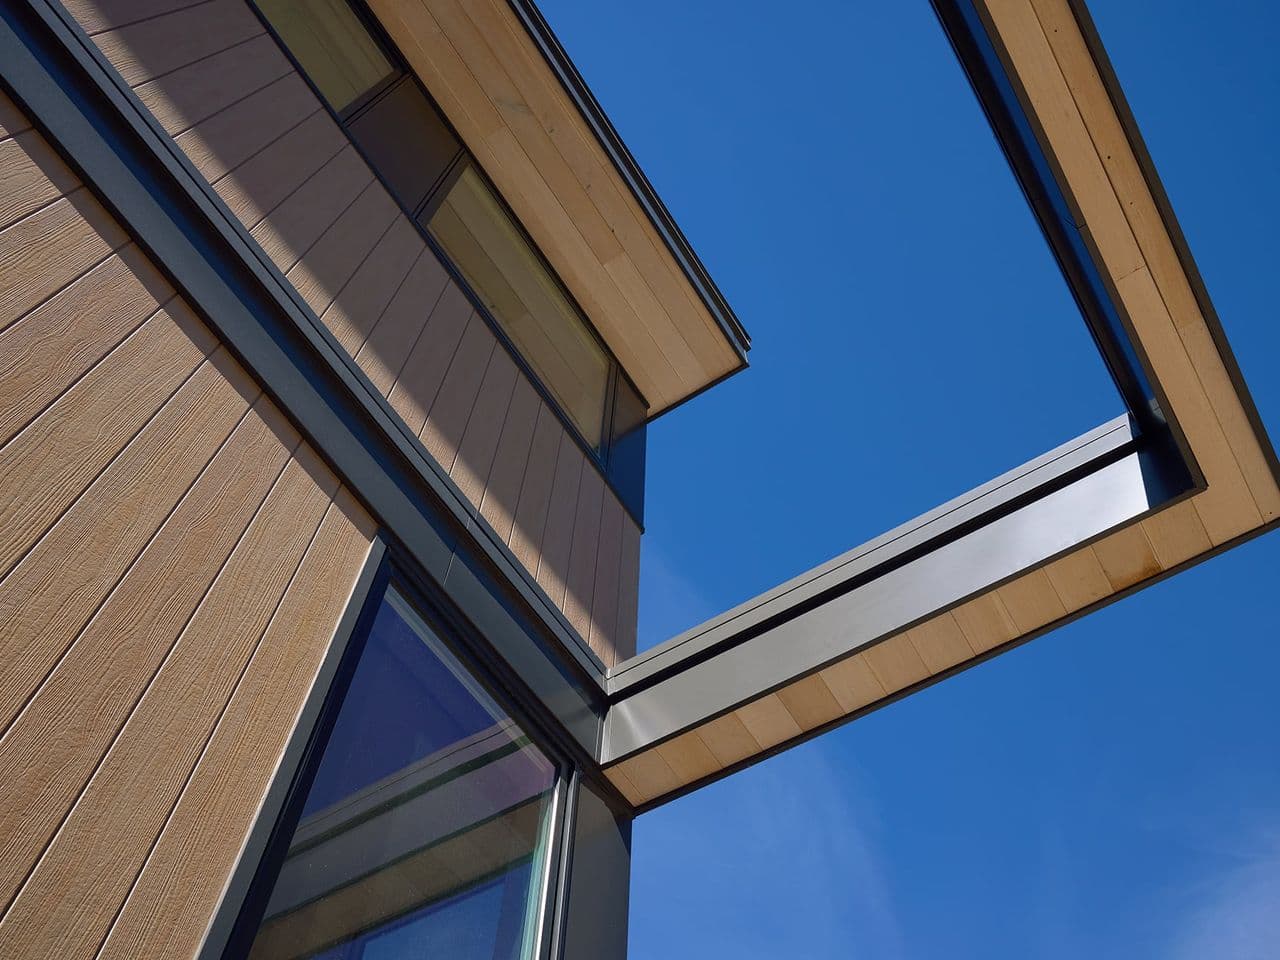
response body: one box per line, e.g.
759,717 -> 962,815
597,0 -> 1280,809
363,0 -> 750,416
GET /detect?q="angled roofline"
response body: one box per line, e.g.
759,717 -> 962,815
504,0 -> 752,362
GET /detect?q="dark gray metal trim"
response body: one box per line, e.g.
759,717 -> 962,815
195,538 -> 388,960
609,415 -> 1140,693
0,0 -> 609,741
502,0 -> 751,361
603,425 -> 1193,763
626,511 -> 1280,814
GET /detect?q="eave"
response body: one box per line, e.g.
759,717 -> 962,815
362,0 -> 750,417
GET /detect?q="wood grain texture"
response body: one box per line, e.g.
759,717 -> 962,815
478,376 -> 540,541
587,493 -> 624,664
383,278 -> 472,431
134,33 -> 291,136
323,212 -> 424,349
820,654 -> 886,714
776,673 -> 843,731
286,180 -> 400,316
0,246 -> 172,446
1142,497 -> 1212,570
863,635 -> 930,694
735,694 -> 802,751
206,102 -> 345,227
608,749 -> 679,806
353,248 -> 446,393
997,568 -> 1068,634
0,188 -> 128,332
0,452 -> 336,959
1092,523 -> 1162,591
0,301 -> 215,578
654,730 -> 720,784
1043,546 -> 1112,613
906,613 -> 975,673
507,402 -> 560,571
0,394 -> 296,914
0,348 -> 254,737
418,311 -> 495,466
696,712 -> 761,768
0,130 -> 80,232
951,593 -> 1019,655
97,490 -> 374,960
0,92 -> 31,139
450,347 -> 518,505
92,0 -> 264,86
561,464 -> 605,637
248,145 -> 373,272
60,0 -> 209,36
366,0 -> 740,413
534,430 -> 584,608
177,74 -> 325,187
1026,0 -> 1280,525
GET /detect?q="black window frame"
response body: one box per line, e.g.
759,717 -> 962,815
246,0 -> 648,524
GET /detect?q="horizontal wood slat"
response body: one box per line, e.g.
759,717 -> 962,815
67,0 -> 641,665
0,97 -> 376,960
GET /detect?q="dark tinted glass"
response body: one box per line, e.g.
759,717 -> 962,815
244,587 -> 557,960
423,167 -> 611,449
255,0 -> 394,114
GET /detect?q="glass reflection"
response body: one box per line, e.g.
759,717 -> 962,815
246,587 -> 557,960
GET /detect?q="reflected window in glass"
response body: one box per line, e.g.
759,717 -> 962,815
243,586 -> 557,960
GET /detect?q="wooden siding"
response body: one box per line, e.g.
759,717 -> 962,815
0,96 -> 376,959
66,0 -> 640,666
365,0 -> 742,415
61,0 -> 640,670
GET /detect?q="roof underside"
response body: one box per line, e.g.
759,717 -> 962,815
365,0 -> 749,417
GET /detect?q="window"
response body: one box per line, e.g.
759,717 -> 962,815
253,0 -> 394,115
252,0 -> 648,494
424,166 -> 611,447
238,585 -> 559,960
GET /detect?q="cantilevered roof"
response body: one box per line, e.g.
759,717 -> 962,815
364,0 -> 750,416
596,0 -> 1280,809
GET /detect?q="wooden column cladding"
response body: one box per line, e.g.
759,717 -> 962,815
62,0 -> 641,667
0,91 -> 377,959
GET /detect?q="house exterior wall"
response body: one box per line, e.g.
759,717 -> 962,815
0,90 -> 377,959
61,0 -> 640,667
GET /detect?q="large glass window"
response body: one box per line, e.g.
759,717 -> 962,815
241,586 -> 558,960
424,167 -> 611,448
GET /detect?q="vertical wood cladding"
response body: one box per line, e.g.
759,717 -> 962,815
64,0 -> 640,666
0,94 -> 376,958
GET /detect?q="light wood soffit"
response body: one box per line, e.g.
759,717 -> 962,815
600,0 -> 1280,811
365,0 -> 748,416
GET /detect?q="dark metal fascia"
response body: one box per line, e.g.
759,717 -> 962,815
608,414 -> 1141,695
502,0 -> 751,361
602,427 -> 1196,764
0,0 -> 608,743
626,511 -> 1279,814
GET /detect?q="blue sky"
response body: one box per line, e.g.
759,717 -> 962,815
537,1 -> 1280,957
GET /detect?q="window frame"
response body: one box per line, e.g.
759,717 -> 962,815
211,542 -> 580,960
246,0 -> 649,522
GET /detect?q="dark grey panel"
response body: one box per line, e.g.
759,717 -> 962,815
558,778 -> 632,960
346,75 -> 461,215
603,439 -> 1176,762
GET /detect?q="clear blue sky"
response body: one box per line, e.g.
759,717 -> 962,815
537,1 -> 1280,957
